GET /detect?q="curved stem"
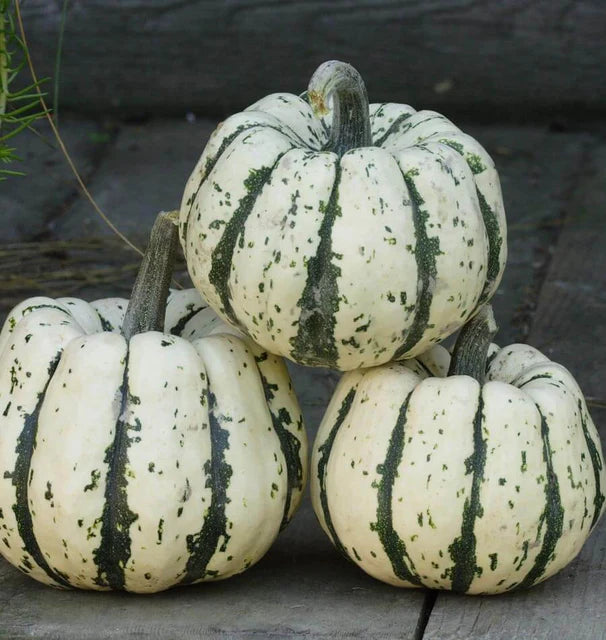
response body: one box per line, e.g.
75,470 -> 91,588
448,305 -> 498,384
307,60 -> 372,156
121,211 -> 178,341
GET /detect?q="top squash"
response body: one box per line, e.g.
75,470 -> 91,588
180,60 -> 507,371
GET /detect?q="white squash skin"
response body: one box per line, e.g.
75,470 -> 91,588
229,149 -> 337,355
29,333 -> 126,590
0,306 -> 84,588
0,290 -> 307,593
184,126 -> 295,320
392,376 -> 483,590
244,340 -> 308,524
245,94 -> 326,149
180,94 -> 507,371
510,362 -> 604,587
468,382 -> 546,593
56,297 -> 104,334
369,102 -> 417,140
121,333 -> 214,592
391,144 -> 489,356
164,288 -> 222,340
487,343 -> 550,384
312,344 -> 606,594
324,365 -> 424,588
309,367 -> 365,542
90,298 -> 129,333
191,334 -> 287,581
329,148 -> 419,363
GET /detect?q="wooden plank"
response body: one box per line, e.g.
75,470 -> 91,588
51,118 -> 217,241
0,116 -> 108,242
527,145 -> 606,402
464,126 -> 588,346
21,0 -> 606,118
0,505 -> 430,639
423,143 -> 606,639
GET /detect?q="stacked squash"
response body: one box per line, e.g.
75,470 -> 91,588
1,61 -> 603,595
179,59 -> 604,593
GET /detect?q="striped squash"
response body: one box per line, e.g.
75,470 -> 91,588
180,60 -> 507,371
0,213 -> 307,593
311,306 -> 605,594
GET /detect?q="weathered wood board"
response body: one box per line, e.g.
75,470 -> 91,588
465,125 -> 589,345
0,504 -> 432,640
21,0 -> 606,118
0,117 -> 107,242
51,118 -> 217,241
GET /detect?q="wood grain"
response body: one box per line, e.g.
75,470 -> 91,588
422,143 -> 606,639
22,0 -> 606,118
528,145 -> 606,401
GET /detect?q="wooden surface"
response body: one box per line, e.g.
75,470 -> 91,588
0,117 -> 107,242
0,496 -> 430,639
1,117 -> 606,637
21,0 -> 606,119
423,143 -> 606,640
530,144 -> 606,401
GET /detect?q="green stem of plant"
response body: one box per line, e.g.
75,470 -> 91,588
1,5 -> 9,127
53,0 -> 69,127
307,60 -> 372,156
448,305 -> 498,384
121,211 -> 179,341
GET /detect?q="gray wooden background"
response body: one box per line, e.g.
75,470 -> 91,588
23,0 -> 606,120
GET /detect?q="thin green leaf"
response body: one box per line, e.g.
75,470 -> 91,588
4,100 -> 45,117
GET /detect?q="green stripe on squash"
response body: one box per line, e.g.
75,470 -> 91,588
11,355 -> 72,589
291,163 -> 342,367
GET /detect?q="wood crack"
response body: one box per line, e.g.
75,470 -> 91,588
414,590 -> 438,640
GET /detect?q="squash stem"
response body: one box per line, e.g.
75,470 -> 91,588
122,211 -> 179,341
448,305 -> 498,384
308,60 -> 372,156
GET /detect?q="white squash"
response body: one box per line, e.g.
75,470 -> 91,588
0,213 -> 307,593
311,306 -> 605,594
180,60 -> 507,370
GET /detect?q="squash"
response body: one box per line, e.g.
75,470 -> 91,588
180,60 -> 507,371
310,306 -> 605,594
0,212 -> 307,593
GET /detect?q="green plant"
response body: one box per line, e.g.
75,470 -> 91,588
5,0 -> 145,259
0,0 -> 47,179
